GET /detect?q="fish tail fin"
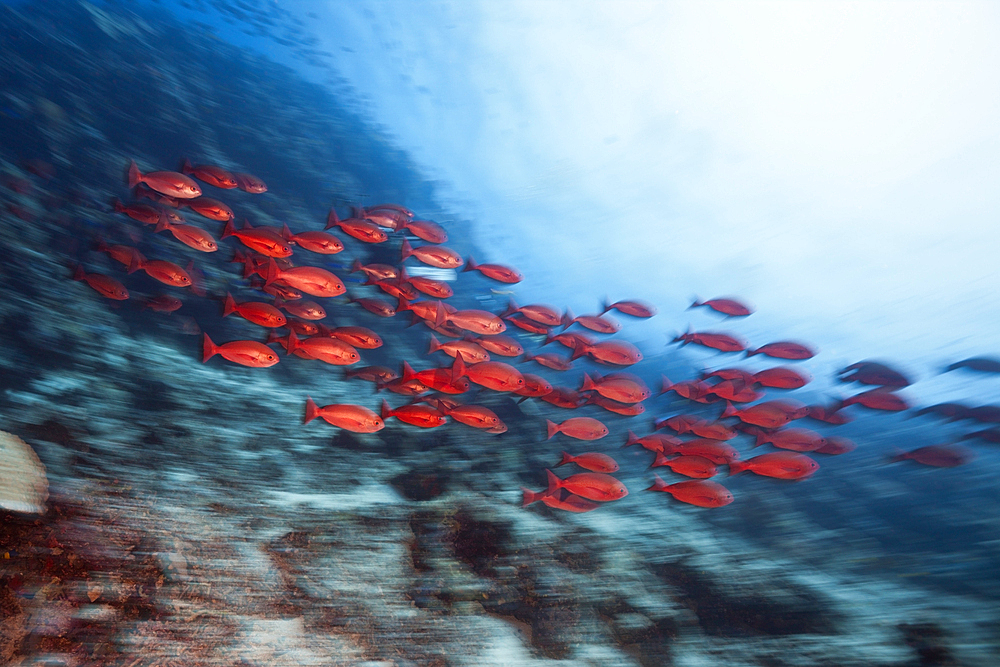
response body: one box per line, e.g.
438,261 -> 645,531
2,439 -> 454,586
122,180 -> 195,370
659,375 -> 672,395
264,331 -> 280,346
570,344 -> 588,361
745,348 -> 758,357
400,238 -> 413,261
561,309 -> 574,330
689,296 -> 702,309
720,401 -> 737,419
265,258 -> 280,286
396,297 -> 411,313
462,255 -> 476,273
428,334 -> 441,354
434,300 -> 446,328
542,331 -> 554,346
202,333 -> 218,363
222,219 -> 236,239
400,361 -> 416,382
887,448 -> 908,464
650,452 -> 668,469
303,397 -> 319,425
127,254 -> 143,275
112,199 -> 124,213
127,160 -> 141,188
241,218 -> 253,230
623,429 -> 640,448
154,217 -> 170,233
557,451 -> 573,467
281,223 -> 294,242
600,296 -> 611,314
544,469 -> 562,496
380,399 -> 392,420
72,265 -> 86,282
546,419 -> 559,440
286,329 -> 300,356
521,487 -> 544,508
222,292 -> 237,317
652,417 -> 669,431
753,432 -> 767,448
451,352 -> 467,384
646,474 -> 669,492
350,258 -> 362,274
728,459 -> 748,476
581,372 -> 595,392
500,298 -> 518,319
273,294 -> 286,310
325,207 -> 340,230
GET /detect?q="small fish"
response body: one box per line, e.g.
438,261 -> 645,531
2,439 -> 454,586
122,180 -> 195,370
585,393 -> 646,416
451,353 -> 524,392
112,199 -> 164,225
286,330 -> 359,365
813,437 -> 856,455
562,309 -> 620,334
521,487 -> 600,512
654,415 -> 736,441
133,183 -> 181,208
428,334 -> 489,362
729,451 -> 819,479
702,367 -> 756,385
673,330 -> 747,353
580,372 -> 649,403
401,218 -> 447,243
361,205 -> 410,230
143,294 -> 182,313
436,303 -> 506,335
468,334 -> 523,357
649,454 -> 718,479
95,238 -> 145,268
721,400 -> 807,429
754,427 -> 827,452
557,451 -> 619,473
350,295 -> 397,318
664,438 -> 740,465
545,330 -> 596,352
381,399 -> 447,428
350,259 -> 398,281
838,388 -> 909,412
128,160 -> 201,199
943,357 -> 1000,374
545,469 -> 628,502
689,297 -> 753,317
326,325 -> 382,349
274,295 -> 325,320
303,397 -> 383,432
128,256 -> 192,288
399,267 -> 452,298
181,159 -> 238,189
501,299 -> 561,326
753,367 -> 810,389
546,417 -> 609,441
837,361 -> 911,387
706,378 -> 763,403
888,445 -> 972,468
326,208 -> 387,243
233,172 -> 267,193
646,476 -> 733,507
154,219 -> 218,252
523,351 -> 573,371
806,404 -> 852,425
345,366 -> 398,384
573,339 -> 643,366
515,373 -> 553,398
223,219 -> 293,257
463,255 -> 522,283
506,315 -> 550,335
602,298 -> 656,318
746,341 -> 816,360
539,387 -> 585,409
622,430 -> 683,453
401,238 -> 463,269
72,265 -> 128,300
438,402 -> 504,431
266,259 -> 345,298
223,292 -> 286,328
282,225 -> 344,255
202,333 -> 278,367
178,196 -> 233,221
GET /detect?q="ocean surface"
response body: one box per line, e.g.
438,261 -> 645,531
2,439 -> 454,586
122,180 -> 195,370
0,1 -> 998,665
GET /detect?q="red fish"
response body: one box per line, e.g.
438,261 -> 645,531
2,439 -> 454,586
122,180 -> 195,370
673,330 -> 747,353
155,220 -> 218,253
659,377 -> 718,403
523,351 -> 572,371
350,259 -> 398,281
729,452 -> 819,479
706,379 -> 763,403
379,376 -> 432,396
437,402 -> 504,431
367,275 -> 419,302
887,446 -> 973,467
398,298 -> 452,322
746,341 -> 815,360
112,199 -> 164,226
469,334 -> 523,357
839,388 -> 909,412
325,209 -> 387,243
223,293 -> 286,328
463,256 -> 522,283
754,427 -> 827,452
437,303 -> 505,335
602,298 -> 656,318
501,299 -> 561,327
401,218 -> 447,243
266,259 -> 345,298
181,159 -> 238,189
202,333 -> 278,367
646,476 -> 733,507
515,373 -> 553,398
451,353 -> 524,392
346,366 -> 398,384
381,399 -> 447,428
428,334 -> 489,362
128,256 -> 192,288
581,372 -> 649,404
398,267 -> 453,298
649,454 -> 718,479
129,160 -> 201,199
286,330 -> 359,365
806,404 -> 852,425
273,295 -> 325,320
574,339 -> 643,366
401,238 -> 463,269
562,310 -> 620,334
837,361 -> 911,387
702,367 -> 756,385
814,437 -> 856,455
282,226 -> 344,255
506,316 -> 550,335
557,451 -> 619,473
622,430 -> 682,453
143,294 -> 182,313
521,488 -> 600,512
539,386 -> 585,409
178,196 -> 233,221
350,296 -> 397,318
403,361 -> 470,394
546,417 -> 609,441
303,397 -> 383,432
360,205 -> 410,230
585,394 -> 645,416
545,331 -> 596,352
233,172 -> 267,194
753,367 -> 810,389
721,400 -> 807,429
654,415 -> 736,441
72,265 -> 128,300
545,469 -> 628,502
222,220 -> 293,257
284,319 -> 321,337
689,297 -> 753,317
133,183 -> 181,208
95,238 -> 145,268
663,438 -> 740,464
325,325 -> 382,349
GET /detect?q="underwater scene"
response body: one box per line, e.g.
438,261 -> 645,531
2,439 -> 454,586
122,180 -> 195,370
1,1 -> 999,665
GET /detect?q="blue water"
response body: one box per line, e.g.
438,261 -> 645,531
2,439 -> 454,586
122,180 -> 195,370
1,1 -> 998,664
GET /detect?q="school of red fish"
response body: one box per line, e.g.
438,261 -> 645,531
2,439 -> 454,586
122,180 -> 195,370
68,158 -> 994,514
